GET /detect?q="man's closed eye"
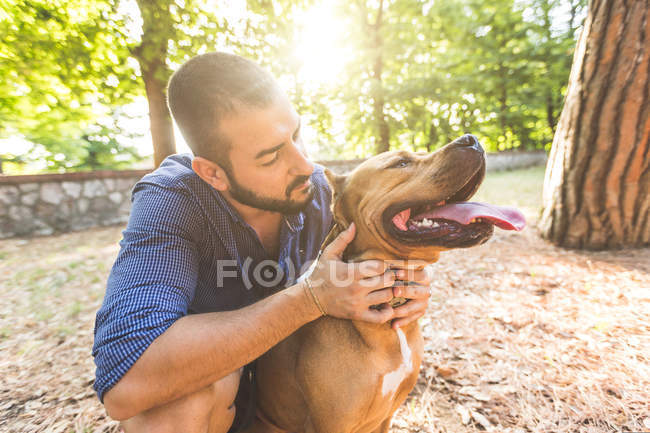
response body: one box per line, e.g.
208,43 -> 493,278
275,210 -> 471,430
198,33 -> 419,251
262,151 -> 280,166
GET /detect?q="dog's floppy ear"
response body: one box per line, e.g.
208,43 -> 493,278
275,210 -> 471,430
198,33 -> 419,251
323,168 -> 347,200
323,167 -> 349,227
322,168 -> 351,257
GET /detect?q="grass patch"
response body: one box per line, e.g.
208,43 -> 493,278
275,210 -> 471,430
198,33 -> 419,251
68,260 -> 84,270
474,165 -> 545,214
68,300 -> 83,318
35,307 -> 54,322
55,324 -> 76,337
17,340 -> 43,356
0,326 -> 11,340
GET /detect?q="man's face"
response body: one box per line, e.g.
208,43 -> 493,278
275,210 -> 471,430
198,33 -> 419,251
218,93 -> 315,214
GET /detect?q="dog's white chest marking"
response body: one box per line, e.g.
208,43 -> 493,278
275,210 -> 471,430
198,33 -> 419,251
381,328 -> 413,397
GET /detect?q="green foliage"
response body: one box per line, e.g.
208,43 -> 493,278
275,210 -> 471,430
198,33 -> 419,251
1,0 -> 587,171
0,0 -> 232,172
0,0 -> 142,171
41,117 -> 147,171
297,0 -> 587,158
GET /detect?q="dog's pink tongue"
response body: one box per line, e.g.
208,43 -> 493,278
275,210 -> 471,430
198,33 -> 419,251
392,208 -> 411,231
417,202 -> 526,231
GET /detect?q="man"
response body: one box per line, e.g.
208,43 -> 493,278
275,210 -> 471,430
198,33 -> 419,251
92,52 -> 432,433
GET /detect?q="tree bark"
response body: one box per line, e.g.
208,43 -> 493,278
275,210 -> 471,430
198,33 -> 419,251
134,0 -> 176,168
540,0 -> 650,249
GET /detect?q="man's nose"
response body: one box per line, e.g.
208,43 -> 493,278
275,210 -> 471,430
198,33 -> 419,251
289,141 -> 315,177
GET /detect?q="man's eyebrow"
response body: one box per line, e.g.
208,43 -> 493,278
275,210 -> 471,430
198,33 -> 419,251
254,118 -> 301,160
255,143 -> 285,160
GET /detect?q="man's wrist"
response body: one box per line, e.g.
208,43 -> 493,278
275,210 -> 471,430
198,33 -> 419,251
303,277 -> 327,316
287,280 -> 324,322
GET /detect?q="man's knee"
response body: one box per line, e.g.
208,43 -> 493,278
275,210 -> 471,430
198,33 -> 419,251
213,367 -> 243,409
120,369 -> 243,433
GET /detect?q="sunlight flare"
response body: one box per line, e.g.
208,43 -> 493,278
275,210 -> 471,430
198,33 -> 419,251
293,3 -> 350,88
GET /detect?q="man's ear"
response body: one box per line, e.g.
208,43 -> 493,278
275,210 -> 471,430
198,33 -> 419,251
323,168 -> 347,201
192,157 -> 229,191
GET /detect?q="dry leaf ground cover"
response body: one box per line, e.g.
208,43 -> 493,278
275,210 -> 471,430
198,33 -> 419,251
1,166 -> 648,433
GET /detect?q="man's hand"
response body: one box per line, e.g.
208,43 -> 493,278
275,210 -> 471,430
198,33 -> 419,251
389,265 -> 433,329
307,223 -> 398,323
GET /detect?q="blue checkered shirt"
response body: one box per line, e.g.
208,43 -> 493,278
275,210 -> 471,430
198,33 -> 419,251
92,153 -> 333,402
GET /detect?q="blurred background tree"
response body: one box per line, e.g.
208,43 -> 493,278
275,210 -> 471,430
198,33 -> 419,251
0,0 -> 587,174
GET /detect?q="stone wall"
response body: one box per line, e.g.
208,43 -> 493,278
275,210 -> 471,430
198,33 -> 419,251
0,151 -> 547,239
322,151 -> 547,174
0,170 -> 150,238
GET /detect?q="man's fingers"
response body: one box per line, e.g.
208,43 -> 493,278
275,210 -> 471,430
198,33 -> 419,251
365,288 -> 394,305
391,299 -> 427,329
358,305 -> 394,324
353,260 -> 390,278
392,298 -> 427,318
393,266 -> 434,285
321,223 -> 355,260
358,271 -> 396,293
392,284 -> 431,299
388,259 -> 431,270
391,309 -> 426,329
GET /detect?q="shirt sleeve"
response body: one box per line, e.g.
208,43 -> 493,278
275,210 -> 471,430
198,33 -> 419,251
92,182 -> 201,402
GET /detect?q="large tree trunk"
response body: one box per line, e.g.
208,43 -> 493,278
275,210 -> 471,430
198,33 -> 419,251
540,0 -> 650,249
134,0 -> 176,168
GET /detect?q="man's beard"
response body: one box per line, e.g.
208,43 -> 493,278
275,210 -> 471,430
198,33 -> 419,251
224,167 -> 315,214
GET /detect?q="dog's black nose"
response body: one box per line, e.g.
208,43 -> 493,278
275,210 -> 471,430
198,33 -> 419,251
452,134 -> 484,153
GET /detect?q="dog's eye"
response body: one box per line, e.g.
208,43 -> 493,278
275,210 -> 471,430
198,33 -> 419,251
389,159 -> 411,168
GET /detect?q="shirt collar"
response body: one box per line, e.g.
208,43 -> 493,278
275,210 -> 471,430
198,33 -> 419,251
284,212 -> 304,233
210,187 -> 247,226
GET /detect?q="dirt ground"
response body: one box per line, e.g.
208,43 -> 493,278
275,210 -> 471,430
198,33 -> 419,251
1,167 -> 648,432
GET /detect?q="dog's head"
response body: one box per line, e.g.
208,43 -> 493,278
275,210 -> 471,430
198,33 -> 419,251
323,134 -> 525,263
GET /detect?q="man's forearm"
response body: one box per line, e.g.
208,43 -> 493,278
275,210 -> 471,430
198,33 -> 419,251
103,282 -> 321,420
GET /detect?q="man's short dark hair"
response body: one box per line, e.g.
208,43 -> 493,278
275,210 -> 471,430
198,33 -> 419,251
167,52 -> 280,167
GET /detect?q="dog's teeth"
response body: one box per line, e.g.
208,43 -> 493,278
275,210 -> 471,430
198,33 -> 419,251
432,221 -> 439,228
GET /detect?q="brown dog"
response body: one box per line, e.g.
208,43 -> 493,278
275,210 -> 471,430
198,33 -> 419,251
255,134 -> 525,433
